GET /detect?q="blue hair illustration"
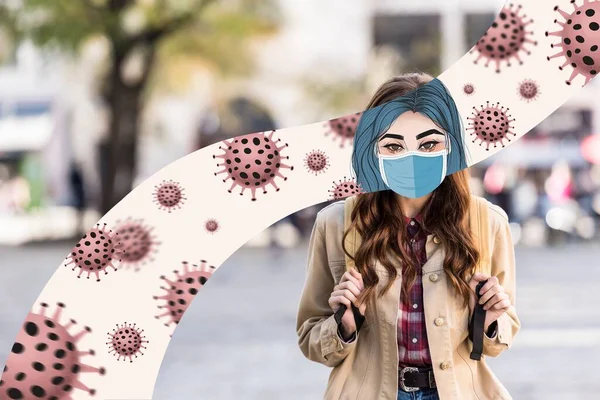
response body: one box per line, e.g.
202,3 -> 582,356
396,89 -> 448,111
352,78 -> 469,193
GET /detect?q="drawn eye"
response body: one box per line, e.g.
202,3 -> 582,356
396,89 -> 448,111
419,141 -> 439,152
383,143 -> 404,153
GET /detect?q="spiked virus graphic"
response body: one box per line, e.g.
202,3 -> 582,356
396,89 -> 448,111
214,130 -> 293,201
329,177 -> 364,200
0,302 -> 106,399
106,322 -> 148,363
463,83 -> 476,96
114,218 -> 159,271
304,149 -> 330,175
470,3 -> 537,72
153,180 -> 186,212
324,112 -> 363,148
546,0 -> 600,86
64,223 -> 123,281
517,79 -> 541,102
154,261 -> 216,335
204,218 -> 219,234
467,101 -> 517,151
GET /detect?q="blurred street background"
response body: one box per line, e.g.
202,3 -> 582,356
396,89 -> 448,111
0,0 -> 599,399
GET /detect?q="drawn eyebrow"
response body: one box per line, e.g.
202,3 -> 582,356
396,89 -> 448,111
416,129 -> 445,140
379,133 -> 404,141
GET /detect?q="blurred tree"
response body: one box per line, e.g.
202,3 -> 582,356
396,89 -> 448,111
0,0 -> 279,213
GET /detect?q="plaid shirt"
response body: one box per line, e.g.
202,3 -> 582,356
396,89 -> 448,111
397,214 -> 432,367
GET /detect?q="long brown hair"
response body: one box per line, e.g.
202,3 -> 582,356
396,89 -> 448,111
342,72 -> 479,308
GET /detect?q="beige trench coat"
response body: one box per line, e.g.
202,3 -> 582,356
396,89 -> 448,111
296,196 -> 520,400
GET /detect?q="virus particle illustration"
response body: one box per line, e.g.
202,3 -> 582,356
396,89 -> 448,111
204,218 -> 219,234
304,149 -> 330,175
64,223 -> 123,281
546,0 -> 600,86
467,101 -> 517,151
517,79 -> 541,102
154,260 -> 216,335
463,83 -> 476,96
106,322 -> 148,363
470,3 -> 537,72
214,130 -> 294,201
0,302 -> 106,399
114,218 -> 160,271
153,179 -> 187,212
324,112 -> 363,148
329,177 -> 364,201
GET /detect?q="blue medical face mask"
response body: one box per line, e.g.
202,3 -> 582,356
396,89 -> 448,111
377,146 -> 449,199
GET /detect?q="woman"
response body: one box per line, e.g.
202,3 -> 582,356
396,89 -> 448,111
296,72 -> 520,400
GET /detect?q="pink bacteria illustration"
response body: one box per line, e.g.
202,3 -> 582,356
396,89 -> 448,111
153,179 -> 187,212
463,83 -> 476,96
214,130 -> 293,201
324,112 -> 363,148
470,3 -> 537,72
114,218 -> 159,271
329,177 -> 364,200
154,260 -> 216,335
517,79 -> 541,102
204,218 -> 219,234
0,302 -> 106,399
467,101 -> 517,150
546,0 -> 600,86
64,223 -> 123,281
106,322 -> 148,363
304,149 -> 330,175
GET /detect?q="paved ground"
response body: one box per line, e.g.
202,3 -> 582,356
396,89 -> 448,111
0,240 -> 599,399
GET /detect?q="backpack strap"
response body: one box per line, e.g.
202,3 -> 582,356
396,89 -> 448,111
470,196 -> 491,275
333,195 -> 365,332
468,196 -> 492,360
343,195 -> 361,271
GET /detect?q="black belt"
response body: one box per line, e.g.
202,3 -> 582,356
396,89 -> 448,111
398,366 -> 436,392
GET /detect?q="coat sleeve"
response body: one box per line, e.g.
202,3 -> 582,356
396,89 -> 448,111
482,213 -> 521,358
296,212 -> 359,368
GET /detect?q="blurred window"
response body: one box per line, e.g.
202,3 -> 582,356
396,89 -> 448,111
14,101 -> 51,117
373,14 -> 442,76
464,13 -> 496,49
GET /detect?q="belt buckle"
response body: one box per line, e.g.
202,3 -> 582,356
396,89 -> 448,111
399,366 -> 420,392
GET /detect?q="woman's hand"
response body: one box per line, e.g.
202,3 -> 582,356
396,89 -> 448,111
328,269 -> 366,340
468,272 -> 511,332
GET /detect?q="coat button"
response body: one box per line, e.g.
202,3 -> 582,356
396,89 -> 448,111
433,236 -> 441,244
440,361 -> 451,370
434,317 -> 445,327
429,273 -> 439,282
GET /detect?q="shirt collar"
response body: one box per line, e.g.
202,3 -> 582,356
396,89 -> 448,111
403,212 -> 423,225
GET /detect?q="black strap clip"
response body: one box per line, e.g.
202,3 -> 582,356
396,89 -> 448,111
333,303 -> 365,333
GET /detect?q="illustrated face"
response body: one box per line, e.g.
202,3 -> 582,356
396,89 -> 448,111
377,111 -> 448,156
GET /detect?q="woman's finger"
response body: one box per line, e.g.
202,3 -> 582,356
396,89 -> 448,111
341,271 -> 362,291
488,298 -> 511,311
469,272 -> 490,291
479,284 -> 501,305
479,275 -> 500,294
336,281 -> 361,297
483,292 -> 509,311
331,289 -> 358,304
331,295 -> 351,308
349,268 -> 364,286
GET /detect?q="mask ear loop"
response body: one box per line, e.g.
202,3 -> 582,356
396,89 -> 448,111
440,133 -> 450,182
374,142 -> 390,187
